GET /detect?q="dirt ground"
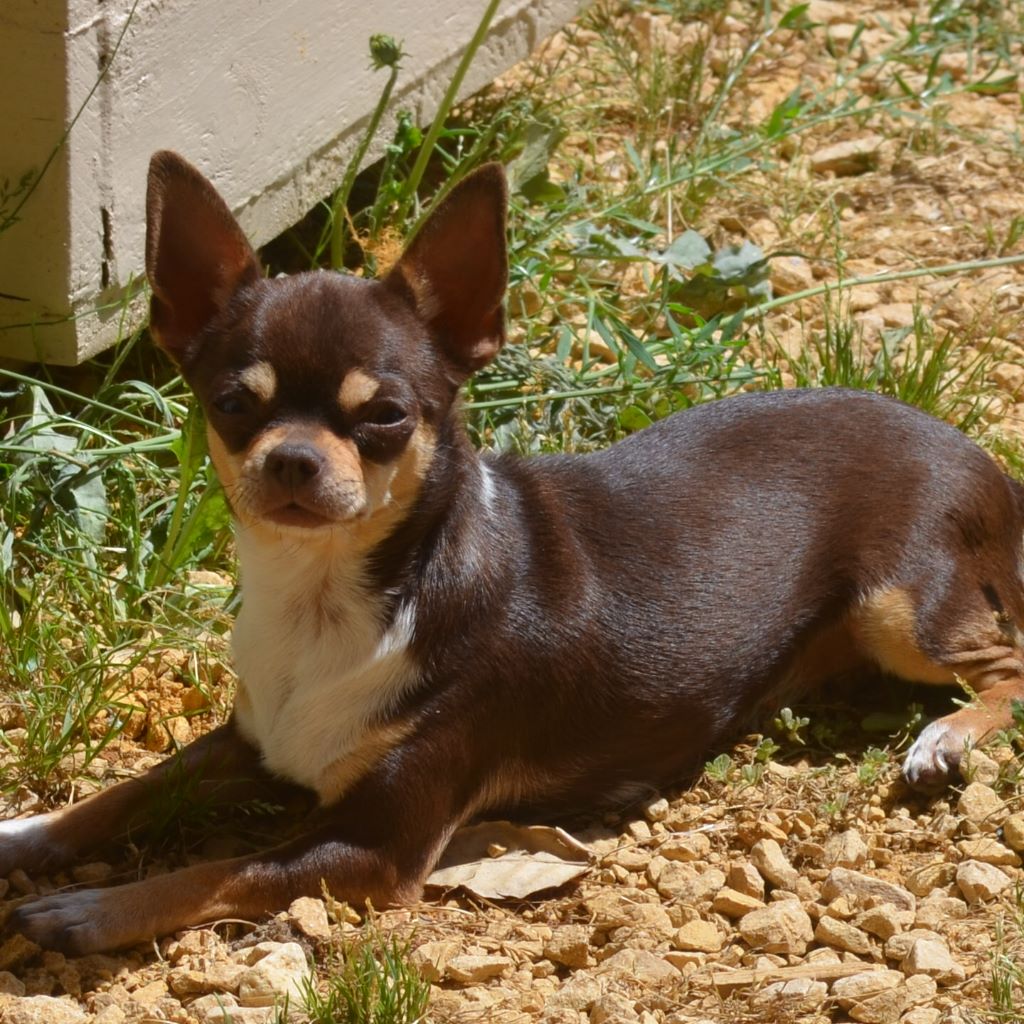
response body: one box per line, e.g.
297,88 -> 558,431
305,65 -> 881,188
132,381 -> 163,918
1,1 -> 1023,1021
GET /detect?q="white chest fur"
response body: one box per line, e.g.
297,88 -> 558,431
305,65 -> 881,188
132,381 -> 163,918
230,527 -> 420,801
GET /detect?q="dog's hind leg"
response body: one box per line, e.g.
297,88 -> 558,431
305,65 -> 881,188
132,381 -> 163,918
851,577 -> 1024,789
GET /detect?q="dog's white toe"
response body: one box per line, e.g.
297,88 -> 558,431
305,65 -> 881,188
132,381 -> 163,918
902,720 -> 966,789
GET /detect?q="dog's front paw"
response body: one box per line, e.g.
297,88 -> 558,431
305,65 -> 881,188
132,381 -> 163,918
8,887 -> 145,956
902,719 -> 969,790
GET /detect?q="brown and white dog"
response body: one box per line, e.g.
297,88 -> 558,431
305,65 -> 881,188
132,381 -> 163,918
3,151 -> 1024,953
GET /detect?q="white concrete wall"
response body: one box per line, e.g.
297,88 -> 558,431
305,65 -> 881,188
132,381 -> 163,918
0,0 -> 581,364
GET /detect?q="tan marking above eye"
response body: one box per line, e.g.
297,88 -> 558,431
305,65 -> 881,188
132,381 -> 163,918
339,369 -> 381,412
238,361 -> 278,403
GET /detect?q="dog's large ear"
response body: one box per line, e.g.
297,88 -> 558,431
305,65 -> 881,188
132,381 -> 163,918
385,164 -> 508,376
145,151 -> 261,364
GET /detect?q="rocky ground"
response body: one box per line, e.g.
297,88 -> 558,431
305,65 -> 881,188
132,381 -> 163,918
1,0 -> 1023,1021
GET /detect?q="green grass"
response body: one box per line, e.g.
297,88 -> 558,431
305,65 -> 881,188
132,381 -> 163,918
281,921 -> 429,1024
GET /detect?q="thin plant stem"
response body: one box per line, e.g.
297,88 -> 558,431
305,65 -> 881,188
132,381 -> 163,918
396,0 -> 502,229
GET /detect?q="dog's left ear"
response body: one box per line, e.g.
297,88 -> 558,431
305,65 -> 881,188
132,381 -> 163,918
385,164 -> 508,376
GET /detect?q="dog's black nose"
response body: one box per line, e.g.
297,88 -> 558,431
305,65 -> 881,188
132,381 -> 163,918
266,442 -> 324,490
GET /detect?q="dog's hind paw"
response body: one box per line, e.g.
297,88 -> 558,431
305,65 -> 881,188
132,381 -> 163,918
901,719 -> 969,790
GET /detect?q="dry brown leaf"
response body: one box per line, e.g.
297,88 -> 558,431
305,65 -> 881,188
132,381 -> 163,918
426,821 -> 592,900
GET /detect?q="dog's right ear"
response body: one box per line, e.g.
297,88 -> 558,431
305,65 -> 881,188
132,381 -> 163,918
145,151 -> 261,364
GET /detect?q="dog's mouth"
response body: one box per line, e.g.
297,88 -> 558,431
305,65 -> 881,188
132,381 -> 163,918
263,502 -> 336,530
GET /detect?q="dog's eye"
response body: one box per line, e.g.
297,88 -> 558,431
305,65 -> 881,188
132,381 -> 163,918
362,402 -> 407,427
213,391 -> 252,416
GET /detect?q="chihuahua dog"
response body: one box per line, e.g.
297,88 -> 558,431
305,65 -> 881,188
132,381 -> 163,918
2,151 -> 1024,954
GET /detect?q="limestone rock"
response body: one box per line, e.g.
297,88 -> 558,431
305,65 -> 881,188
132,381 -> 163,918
884,929 -> 943,962
660,832 -> 710,863
168,962 -> 247,996
821,868 -> 915,912
914,894 -> 968,930
958,837 -> 1020,867
738,901 -> 814,955
814,915 -> 872,954
905,861 -> 956,897
1002,813 -> 1024,851
549,972 -> 604,1012
727,861 -> 766,899
956,859 -> 1012,903
545,925 -> 593,969
712,887 -> 764,918
590,991 -> 639,1023
824,829 -> 869,869
750,976 -> 827,1012
810,134 -> 885,176
411,939 -> 461,982
287,897 -> 332,941
236,942 -> 309,1008
595,949 -> 677,985
0,972 -> 26,996
2,996 -> 88,1024
673,920 -> 722,953
654,865 -> 724,903
900,937 -> 967,985
446,954 -> 514,984
960,748 -> 1000,786
750,839 -> 800,890
854,903 -> 912,940
957,782 -> 1006,830
832,969 -> 904,1006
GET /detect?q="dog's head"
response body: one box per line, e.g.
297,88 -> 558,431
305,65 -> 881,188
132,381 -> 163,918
144,152 -> 507,545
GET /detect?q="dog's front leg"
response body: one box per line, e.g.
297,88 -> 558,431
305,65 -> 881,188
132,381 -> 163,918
9,738 -> 468,954
0,722 -> 270,876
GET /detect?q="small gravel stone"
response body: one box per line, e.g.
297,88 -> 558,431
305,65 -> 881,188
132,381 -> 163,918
960,748 -> 1000,785
287,897 -> 332,941
727,861 -> 766,899
738,901 -> 814,955
885,929 -> 943,962
1,996 -> 88,1024
749,976 -> 828,1011
956,859 -> 1012,903
854,903 -> 912,940
1002,813 -> 1024,851
69,862 -> 113,885
821,868 -> 915,912
750,838 -> 800,890
545,925 -> 593,969
814,915 -> 873,954
411,939 -> 460,982
957,782 -> 1006,830
673,920 -> 722,953
900,937 -> 966,985
914,894 -> 968,930
590,992 -> 639,1023
642,797 -> 669,822
712,887 -> 765,918
660,832 -> 711,862
832,969 -> 905,1005
824,829 -> 869,868
446,954 -> 514,984
236,942 -> 309,1008
0,971 -> 26,996
905,861 -> 956,897
958,837 -> 1020,866
810,134 -> 885,175
595,949 -> 677,985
